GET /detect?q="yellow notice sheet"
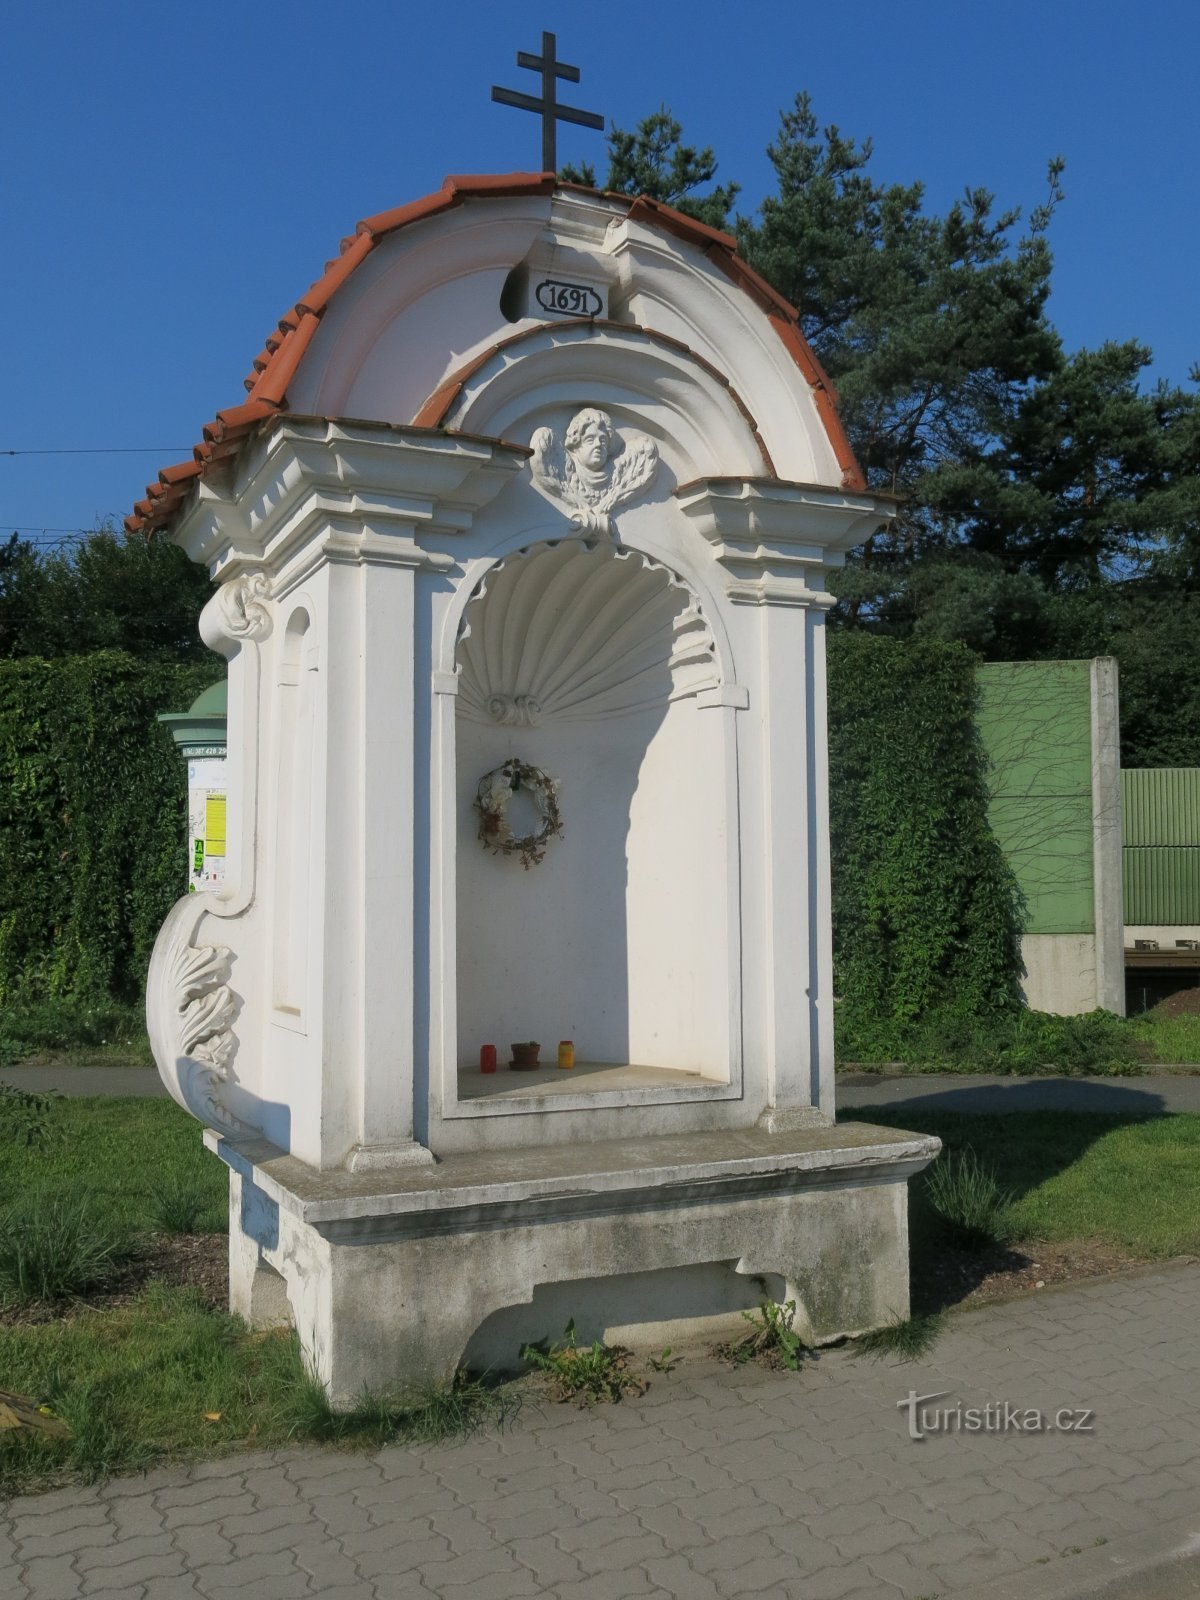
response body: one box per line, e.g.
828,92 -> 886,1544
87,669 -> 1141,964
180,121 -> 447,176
204,794 -> 227,857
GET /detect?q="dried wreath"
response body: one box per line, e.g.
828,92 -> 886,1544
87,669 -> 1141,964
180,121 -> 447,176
474,758 -> 563,869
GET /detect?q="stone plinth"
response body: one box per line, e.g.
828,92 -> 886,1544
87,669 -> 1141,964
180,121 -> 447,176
210,1122 -> 939,1405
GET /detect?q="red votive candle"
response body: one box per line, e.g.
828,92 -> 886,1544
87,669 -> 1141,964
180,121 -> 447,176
480,1044 -> 497,1073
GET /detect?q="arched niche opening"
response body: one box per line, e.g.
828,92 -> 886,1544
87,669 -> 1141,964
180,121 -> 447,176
453,538 -> 735,1098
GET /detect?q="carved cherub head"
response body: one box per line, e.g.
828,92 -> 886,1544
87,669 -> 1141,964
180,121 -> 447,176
564,408 -> 616,471
529,406 -> 659,537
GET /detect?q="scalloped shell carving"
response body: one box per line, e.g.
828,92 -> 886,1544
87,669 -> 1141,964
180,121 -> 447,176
456,540 -> 720,724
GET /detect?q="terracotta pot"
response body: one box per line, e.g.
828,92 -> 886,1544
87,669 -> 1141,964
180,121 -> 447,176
510,1041 -> 541,1070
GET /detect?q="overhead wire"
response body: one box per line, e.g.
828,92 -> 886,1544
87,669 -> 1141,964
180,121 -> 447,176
1,447 -> 189,456
2,449 -> 189,542
1,445 -> 194,546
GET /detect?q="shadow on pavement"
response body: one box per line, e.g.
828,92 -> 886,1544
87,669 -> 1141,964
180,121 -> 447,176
839,1075 -> 1172,1117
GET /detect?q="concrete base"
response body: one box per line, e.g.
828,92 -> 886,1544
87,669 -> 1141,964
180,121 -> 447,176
208,1122 -> 940,1407
1020,931 -> 1126,1016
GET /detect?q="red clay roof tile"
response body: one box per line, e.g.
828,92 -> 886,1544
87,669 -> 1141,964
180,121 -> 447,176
158,461 -> 203,486
296,230 -> 374,317
126,172 -> 863,535
624,195 -> 737,254
248,314 -> 320,407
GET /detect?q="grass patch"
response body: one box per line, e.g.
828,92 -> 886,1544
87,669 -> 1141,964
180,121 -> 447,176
0,1284 -> 509,1495
144,1175 -> 213,1236
854,1309 -> 945,1361
0,1097 -> 227,1237
842,1108 -> 1200,1259
520,1321 -> 647,1405
716,1300 -> 808,1371
0,1193 -> 140,1305
925,1148 -> 1013,1250
839,998 -> 1200,1075
0,1285 -> 267,1490
1130,1007 -> 1200,1066
0,1083 -> 59,1146
268,1362 -> 510,1447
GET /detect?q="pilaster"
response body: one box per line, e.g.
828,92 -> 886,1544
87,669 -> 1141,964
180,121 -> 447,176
676,478 -> 894,1121
163,420 -> 528,1170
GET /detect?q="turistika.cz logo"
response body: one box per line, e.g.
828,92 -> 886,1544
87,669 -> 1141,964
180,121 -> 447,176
899,1390 -> 1095,1441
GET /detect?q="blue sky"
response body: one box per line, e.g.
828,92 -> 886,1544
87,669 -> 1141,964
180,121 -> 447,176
3,0 -> 1197,545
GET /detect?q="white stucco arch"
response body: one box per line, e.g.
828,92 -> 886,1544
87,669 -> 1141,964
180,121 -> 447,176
278,190 -> 848,490
425,320 -> 772,487
287,201 -> 556,421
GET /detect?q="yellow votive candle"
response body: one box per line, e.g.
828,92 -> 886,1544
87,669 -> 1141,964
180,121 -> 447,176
557,1040 -> 575,1069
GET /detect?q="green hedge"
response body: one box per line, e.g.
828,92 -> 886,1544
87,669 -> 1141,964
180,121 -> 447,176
0,653 -> 214,1006
0,641 -> 1025,1061
828,634 -> 1025,1057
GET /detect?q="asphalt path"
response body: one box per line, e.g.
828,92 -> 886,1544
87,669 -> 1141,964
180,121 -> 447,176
4,1063 -> 1200,1113
0,1064 -> 169,1098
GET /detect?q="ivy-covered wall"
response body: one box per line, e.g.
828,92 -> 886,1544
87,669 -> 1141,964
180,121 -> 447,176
0,653 -> 214,1005
827,634 -> 1025,1057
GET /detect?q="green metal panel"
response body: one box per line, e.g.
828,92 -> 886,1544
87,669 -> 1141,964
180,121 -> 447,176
977,661 -> 1092,798
1121,769 -> 1200,847
975,661 -> 1096,936
1123,848 -> 1200,924
987,794 -> 1095,931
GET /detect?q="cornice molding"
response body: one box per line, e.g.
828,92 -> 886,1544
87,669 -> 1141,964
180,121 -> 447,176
172,418 -> 530,580
675,477 -> 895,607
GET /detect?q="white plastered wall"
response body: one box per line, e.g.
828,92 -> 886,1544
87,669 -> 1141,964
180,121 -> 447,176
455,698 -> 729,1077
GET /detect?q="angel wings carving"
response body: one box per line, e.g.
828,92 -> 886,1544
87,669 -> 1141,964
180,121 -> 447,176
529,408 -> 659,537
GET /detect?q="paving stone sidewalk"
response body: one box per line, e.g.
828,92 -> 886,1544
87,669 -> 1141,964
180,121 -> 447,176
4,1262 -> 1200,1600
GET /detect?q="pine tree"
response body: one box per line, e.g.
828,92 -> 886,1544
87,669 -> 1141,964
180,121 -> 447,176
561,108 -> 738,230
569,97 -> 1200,692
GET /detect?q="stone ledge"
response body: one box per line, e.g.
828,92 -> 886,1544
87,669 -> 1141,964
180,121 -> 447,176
205,1121 -> 940,1239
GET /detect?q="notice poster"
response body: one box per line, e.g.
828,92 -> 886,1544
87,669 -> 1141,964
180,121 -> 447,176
205,794 -> 227,857
187,758 -> 227,892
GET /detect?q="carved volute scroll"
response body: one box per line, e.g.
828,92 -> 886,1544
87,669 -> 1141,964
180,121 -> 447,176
529,408 -> 659,537
146,897 -> 249,1135
192,571 -> 275,924
202,571 -> 273,658
171,936 -> 236,1075
486,693 -> 543,728
147,576 -> 273,1133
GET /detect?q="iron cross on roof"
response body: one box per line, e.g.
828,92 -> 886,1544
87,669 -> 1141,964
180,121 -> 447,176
491,31 -> 604,174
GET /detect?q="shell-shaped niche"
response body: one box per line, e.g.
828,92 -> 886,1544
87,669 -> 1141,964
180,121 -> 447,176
456,540 -> 721,725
